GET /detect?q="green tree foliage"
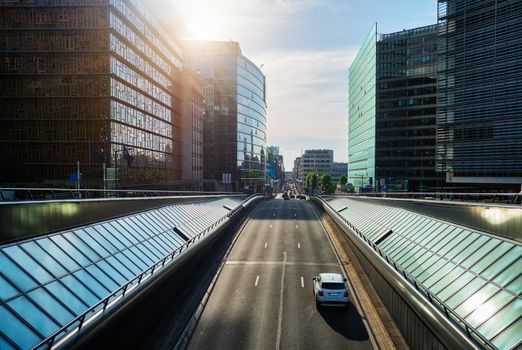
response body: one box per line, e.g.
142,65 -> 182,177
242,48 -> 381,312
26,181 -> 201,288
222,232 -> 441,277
320,173 -> 332,191
339,175 -> 348,185
305,172 -> 318,192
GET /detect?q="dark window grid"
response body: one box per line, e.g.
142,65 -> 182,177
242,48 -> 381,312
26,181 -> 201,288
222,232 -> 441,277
0,330 -> 19,350
0,300 -> 45,345
109,7 -> 178,73
109,28 -> 172,80
488,313 -> 522,346
0,256 -> 75,335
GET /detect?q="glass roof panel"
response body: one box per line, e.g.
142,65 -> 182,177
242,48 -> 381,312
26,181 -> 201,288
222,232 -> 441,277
491,317 -> 522,350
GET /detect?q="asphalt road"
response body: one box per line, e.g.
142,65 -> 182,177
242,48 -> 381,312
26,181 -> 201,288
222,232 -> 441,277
187,198 -> 372,350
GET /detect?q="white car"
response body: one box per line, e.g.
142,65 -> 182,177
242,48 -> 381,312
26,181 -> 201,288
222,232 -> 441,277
313,273 -> 349,306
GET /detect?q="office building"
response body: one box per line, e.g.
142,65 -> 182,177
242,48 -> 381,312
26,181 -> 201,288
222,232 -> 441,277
0,0 -> 183,187
301,149 -> 334,179
331,162 -> 348,184
180,68 -> 204,184
349,23 -> 439,192
437,0 -> 522,187
376,25 -> 439,192
184,41 -> 267,192
294,157 -> 302,180
348,24 -> 377,191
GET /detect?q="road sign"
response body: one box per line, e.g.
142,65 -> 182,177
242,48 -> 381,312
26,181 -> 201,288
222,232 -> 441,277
69,173 -> 79,182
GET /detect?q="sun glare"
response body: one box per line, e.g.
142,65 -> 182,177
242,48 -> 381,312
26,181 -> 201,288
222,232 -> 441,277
177,1 -> 227,40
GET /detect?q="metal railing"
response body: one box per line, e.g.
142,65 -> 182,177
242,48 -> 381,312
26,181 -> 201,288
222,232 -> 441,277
331,192 -> 522,205
32,195 -> 259,350
0,188 -> 241,202
315,195 -> 495,350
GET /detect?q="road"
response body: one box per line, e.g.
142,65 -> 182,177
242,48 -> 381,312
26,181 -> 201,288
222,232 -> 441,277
187,198 -> 372,350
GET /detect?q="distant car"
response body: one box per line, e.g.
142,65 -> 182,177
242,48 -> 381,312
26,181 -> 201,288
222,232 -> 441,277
283,193 -> 290,200
291,194 -> 296,199
313,273 -> 349,306
298,194 -> 306,200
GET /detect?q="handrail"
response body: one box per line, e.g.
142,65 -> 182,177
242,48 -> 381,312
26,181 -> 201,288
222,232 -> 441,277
0,188 -> 243,202
314,196 -> 491,350
32,195 -> 261,350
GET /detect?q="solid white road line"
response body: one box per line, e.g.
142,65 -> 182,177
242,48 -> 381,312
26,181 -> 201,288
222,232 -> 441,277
301,276 -> 304,288
276,252 -> 287,350
264,242 -> 268,249
255,275 -> 260,287
298,242 -> 301,249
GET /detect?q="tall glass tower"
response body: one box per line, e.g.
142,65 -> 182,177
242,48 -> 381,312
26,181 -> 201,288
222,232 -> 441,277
437,0 -> 522,188
348,24 -> 377,191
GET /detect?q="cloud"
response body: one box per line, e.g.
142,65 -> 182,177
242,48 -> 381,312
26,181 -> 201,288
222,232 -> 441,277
259,47 -> 358,164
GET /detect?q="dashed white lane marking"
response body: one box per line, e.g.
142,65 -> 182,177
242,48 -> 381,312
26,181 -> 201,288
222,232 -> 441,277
298,242 -> 301,249
301,276 -> 304,288
276,252 -> 287,350
255,275 -> 260,287
296,225 -> 298,229
269,224 -> 272,229
264,242 -> 268,249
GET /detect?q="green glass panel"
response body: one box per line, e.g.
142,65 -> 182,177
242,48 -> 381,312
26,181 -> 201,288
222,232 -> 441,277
430,227 -> 458,251
445,277 -> 486,307
493,259 -> 521,287
477,299 -> 522,339
408,254 -> 438,277
425,226 -> 455,250
415,258 -> 446,282
452,235 -> 489,264
454,283 -> 499,318
481,246 -> 521,280
437,229 -> 465,256
466,291 -> 513,328
422,260 -> 454,285
444,232 -> 477,261
460,238 -> 499,269
506,275 -> 522,295
435,271 -> 474,301
491,317 -> 522,350
469,242 -> 512,275
430,265 -> 465,292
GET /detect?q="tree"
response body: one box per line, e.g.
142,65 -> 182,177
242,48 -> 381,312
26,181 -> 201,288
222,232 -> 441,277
320,173 -> 332,191
339,175 -> 348,186
305,172 -> 318,192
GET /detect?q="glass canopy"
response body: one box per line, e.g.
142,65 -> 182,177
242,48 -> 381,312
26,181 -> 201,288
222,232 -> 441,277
0,196 -> 246,349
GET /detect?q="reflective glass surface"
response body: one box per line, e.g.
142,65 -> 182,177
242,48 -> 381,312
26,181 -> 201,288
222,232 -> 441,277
326,196 -> 522,349
0,196 -> 246,349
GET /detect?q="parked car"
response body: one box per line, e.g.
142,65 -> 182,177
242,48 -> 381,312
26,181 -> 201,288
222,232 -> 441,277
312,273 -> 349,306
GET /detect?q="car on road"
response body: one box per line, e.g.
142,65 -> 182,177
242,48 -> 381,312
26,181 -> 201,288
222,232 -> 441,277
283,192 -> 290,200
312,273 -> 349,306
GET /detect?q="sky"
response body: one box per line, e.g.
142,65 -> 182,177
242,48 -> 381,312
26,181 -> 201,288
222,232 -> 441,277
148,0 -> 438,168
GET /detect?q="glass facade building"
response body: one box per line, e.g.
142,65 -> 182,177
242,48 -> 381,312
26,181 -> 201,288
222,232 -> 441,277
437,0 -> 522,186
184,41 -> 267,192
376,25 -> 439,192
348,24 -> 377,191
0,0 -> 183,187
